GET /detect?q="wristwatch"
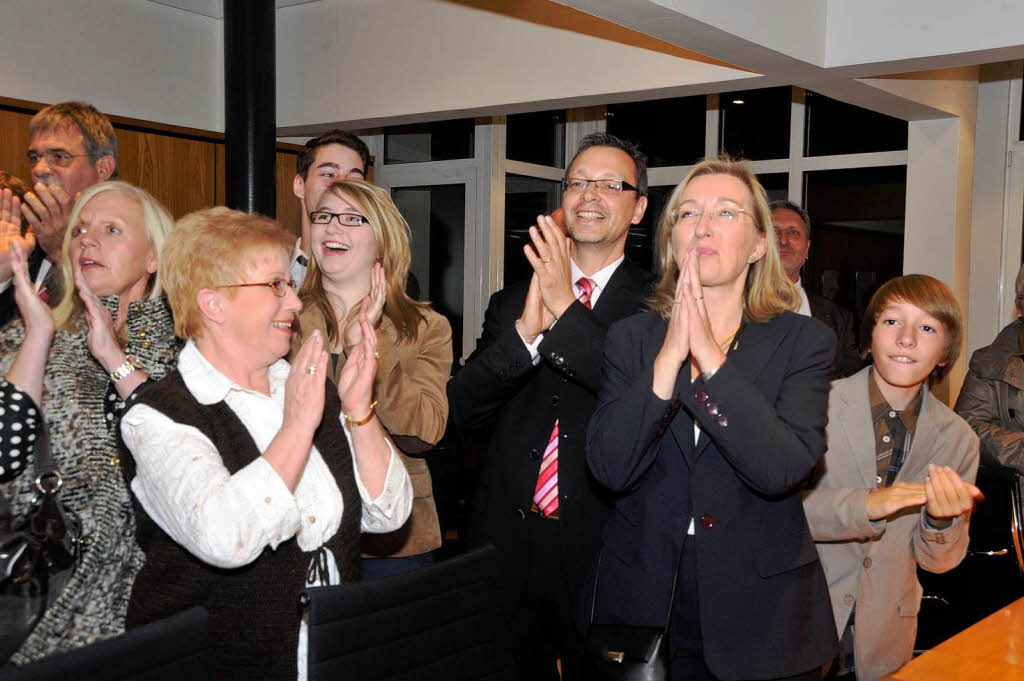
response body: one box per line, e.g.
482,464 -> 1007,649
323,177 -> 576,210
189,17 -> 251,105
110,355 -> 142,382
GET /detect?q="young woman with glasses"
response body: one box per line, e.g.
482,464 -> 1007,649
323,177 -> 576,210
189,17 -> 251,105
296,180 -> 452,579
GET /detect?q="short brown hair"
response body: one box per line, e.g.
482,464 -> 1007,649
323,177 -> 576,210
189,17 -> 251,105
0,170 -> 29,200
162,207 -> 294,340
650,156 -> 798,322
295,130 -> 370,180
860,274 -> 963,381
29,101 -> 119,178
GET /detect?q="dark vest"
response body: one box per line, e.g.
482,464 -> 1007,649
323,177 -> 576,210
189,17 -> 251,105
123,370 -> 361,681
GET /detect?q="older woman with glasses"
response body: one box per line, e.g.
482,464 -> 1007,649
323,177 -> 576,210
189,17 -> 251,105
582,158 -> 838,680
296,180 -> 451,579
0,181 -> 179,664
119,207 -> 412,681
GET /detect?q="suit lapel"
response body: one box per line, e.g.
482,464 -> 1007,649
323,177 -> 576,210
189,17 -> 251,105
591,259 -> 649,324
837,370 -> 878,487
688,315 -> 791,463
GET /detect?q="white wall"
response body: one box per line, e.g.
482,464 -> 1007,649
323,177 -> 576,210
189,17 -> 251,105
0,0 -> 223,130
276,0 -> 755,132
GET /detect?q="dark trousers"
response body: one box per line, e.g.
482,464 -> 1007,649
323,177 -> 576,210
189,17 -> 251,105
669,537 -> 821,681
505,511 -> 585,681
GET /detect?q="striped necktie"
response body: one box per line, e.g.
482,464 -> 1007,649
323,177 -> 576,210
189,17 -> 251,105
532,277 -> 594,517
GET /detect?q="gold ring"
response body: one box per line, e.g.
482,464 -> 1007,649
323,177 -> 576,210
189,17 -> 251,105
306,365 -> 317,375
374,350 -> 380,359
694,297 -> 704,302
541,257 -> 552,264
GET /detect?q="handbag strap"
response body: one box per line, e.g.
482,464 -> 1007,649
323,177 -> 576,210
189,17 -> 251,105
21,391 -> 58,491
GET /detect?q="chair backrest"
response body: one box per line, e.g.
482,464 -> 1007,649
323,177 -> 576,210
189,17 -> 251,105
0,607 -> 213,681
303,545 -> 515,681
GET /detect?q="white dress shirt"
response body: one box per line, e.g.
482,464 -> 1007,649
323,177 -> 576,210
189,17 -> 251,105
794,278 -> 812,317
520,254 -> 625,361
121,340 -> 413,569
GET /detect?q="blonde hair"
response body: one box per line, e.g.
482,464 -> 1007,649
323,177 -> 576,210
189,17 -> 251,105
298,180 -> 428,344
649,157 -> 798,322
54,181 -> 173,331
162,207 -> 294,340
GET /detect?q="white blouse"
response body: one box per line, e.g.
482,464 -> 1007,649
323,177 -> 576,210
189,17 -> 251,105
120,340 -> 413,570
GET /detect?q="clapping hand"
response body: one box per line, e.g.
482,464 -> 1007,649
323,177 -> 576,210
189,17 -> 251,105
10,241 -> 52,338
338,314 -> 378,418
924,464 -> 984,520
517,213 -> 574,341
343,263 -> 385,347
283,329 -> 328,436
21,183 -> 73,253
0,188 -> 35,283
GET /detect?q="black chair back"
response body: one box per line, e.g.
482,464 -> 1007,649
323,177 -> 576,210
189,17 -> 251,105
0,606 -> 213,681
303,545 -> 514,681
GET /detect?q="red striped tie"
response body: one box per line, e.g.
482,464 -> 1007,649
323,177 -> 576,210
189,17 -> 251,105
533,277 -> 594,517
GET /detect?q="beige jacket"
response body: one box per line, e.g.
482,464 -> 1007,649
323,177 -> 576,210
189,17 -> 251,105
297,304 -> 453,557
803,368 -> 979,681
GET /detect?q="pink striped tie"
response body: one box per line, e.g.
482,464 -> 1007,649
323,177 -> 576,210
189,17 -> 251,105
533,277 -> 594,517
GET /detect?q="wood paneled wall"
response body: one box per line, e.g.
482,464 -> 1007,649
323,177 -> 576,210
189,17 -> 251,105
0,96 -> 313,237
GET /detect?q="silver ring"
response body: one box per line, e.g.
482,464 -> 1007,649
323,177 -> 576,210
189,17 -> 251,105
306,365 -> 317,375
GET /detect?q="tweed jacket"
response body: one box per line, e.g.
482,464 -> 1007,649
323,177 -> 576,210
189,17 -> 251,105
804,367 -> 979,681
0,296 -> 180,664
297,303 -> 452,556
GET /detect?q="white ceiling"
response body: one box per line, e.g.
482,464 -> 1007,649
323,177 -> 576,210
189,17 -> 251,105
145,0 -> 319,19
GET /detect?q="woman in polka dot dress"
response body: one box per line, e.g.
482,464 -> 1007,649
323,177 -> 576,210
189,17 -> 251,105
0,182 -> 180,664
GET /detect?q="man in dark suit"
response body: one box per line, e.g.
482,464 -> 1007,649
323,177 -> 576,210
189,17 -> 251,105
772,199 -> 863,379
448,133 -> 652,681
0,101 -> 118,326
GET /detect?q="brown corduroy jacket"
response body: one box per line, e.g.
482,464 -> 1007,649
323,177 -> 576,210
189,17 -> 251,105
296,303 -> 452,557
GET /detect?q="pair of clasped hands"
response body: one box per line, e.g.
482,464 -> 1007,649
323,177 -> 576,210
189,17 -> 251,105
866,464 -> 983,524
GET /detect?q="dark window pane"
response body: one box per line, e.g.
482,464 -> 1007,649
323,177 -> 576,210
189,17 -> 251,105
803,166 -> 906,332
391,185 -> 466,360
384,119 -> 474,164
757,173 -> 789,203
605,97 -> 705,167
507,110 -> 565,168
805,91 -> 908,156
504,175 -> 561,286
720,87 -> 791,160
627,184 -> 675,273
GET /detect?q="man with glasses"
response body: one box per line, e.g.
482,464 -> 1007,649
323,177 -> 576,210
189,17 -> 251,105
771,199 -> 862,378
0,101 -> 117,325
291,129 -> 370,286
448,132 -> 653,681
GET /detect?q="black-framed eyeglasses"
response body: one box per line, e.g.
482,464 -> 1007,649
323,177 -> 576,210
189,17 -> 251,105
26,150 -> 92,168
561,177 -> 639,195
218,278 -> 296,297
309,211 -> 370,227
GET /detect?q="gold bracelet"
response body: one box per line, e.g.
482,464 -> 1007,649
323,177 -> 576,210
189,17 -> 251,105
344,400 -> 378,427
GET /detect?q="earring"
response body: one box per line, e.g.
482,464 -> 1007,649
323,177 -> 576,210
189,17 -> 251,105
748,255 -> 757,263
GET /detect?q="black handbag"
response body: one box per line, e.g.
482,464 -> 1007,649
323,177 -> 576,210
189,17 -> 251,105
0,417 -> 82,662
582,551 -> 677,681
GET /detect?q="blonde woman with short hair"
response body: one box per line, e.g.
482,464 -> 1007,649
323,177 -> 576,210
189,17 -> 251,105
0,181 -> 179,664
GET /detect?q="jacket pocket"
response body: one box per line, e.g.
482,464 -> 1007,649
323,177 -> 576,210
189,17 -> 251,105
755,530 -> 820,578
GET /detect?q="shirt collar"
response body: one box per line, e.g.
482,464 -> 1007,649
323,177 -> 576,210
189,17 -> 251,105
868,367 -> 923,432
178,339 -> 291,405
570,254 -> 624,294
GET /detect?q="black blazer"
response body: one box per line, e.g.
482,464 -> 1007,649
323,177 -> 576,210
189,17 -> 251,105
448,259 -> 653,596
583,310 -> 838,680
809,292 -> 863,379
0,245 -> 46,328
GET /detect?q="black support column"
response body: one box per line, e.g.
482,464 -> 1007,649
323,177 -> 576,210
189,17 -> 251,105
224,0 -> 276,216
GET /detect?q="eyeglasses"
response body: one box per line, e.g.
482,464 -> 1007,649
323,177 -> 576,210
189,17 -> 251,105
674,206 -> 752,228
218,278 -> 297,297
26,150 -> 92,168
561,177 -> 639,195
309,211 -> 370,227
